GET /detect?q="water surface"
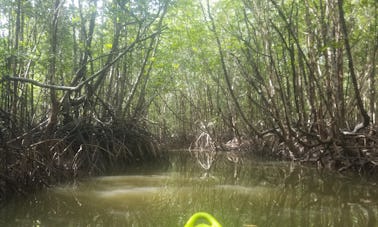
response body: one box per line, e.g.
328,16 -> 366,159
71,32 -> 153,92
1,151 -> 377,226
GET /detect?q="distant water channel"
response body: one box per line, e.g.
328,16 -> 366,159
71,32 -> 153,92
1,151 -> 377,226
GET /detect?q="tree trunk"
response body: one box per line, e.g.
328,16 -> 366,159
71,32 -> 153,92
203,0 -> 260,136
337,0 -> 370,131
45,0 -> 61,136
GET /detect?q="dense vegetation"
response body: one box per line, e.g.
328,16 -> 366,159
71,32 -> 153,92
0,0 -> 377,201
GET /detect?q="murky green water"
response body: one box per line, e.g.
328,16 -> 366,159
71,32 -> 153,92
1,151 -> 377,226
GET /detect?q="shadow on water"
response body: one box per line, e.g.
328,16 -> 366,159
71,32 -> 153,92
0,150 -> 377,227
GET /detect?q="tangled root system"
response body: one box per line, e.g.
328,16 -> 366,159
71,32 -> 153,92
0,119 -> 164,204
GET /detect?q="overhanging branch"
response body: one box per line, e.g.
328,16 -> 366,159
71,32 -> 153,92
1,30 -> 161,92
1,75 -> 78,91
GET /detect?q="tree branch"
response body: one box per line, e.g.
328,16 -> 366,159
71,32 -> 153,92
1,30 -> 161,92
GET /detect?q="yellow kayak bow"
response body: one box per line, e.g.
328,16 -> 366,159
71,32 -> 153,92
184,212 -> 222,227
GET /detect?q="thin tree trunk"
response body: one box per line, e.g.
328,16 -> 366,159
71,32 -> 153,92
45,0 -> 62,135
11,0 -> 23,127
337,0 -> 370,131
369,3 -> 378,124
203,0 -> 260,136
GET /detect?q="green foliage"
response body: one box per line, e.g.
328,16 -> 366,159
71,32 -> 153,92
0,0 -> 377,142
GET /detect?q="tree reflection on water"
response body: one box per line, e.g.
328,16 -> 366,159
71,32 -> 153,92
0,151 -> 377,227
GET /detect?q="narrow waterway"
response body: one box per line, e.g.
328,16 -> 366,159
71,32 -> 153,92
1,151 -> 377,226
